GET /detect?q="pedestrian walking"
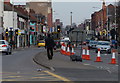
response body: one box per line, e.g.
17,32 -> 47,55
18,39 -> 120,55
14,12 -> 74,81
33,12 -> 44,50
45,34 -> 55,60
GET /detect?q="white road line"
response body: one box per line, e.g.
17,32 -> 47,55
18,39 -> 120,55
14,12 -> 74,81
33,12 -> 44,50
83,64 -> 90,65
115,65 -> 118,66
107,70 -> 112,74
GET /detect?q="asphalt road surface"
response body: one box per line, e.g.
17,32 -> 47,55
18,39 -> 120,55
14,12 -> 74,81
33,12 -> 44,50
1,46 -> 119,82
2,47 -> 69,81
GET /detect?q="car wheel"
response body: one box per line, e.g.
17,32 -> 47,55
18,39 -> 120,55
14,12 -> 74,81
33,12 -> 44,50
6,52 -> 9,55
9,51 -> 12,54
96,50 -> 98,53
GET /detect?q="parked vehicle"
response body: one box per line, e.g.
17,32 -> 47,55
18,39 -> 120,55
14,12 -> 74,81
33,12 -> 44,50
88,40 -> 98,49
96,41 -> 111,54
60,39 -> 70,45
37,40 -> 45,47
0,40 -> 12,55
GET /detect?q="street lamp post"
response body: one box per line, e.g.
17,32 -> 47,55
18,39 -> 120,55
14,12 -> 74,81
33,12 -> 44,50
70,12 -> 72,28
114,0 -> 117,40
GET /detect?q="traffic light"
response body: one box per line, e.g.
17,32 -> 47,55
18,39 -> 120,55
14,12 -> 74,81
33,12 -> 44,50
15,29 -> 18,36
57,26 -> 61,32
5,29 -> 8,36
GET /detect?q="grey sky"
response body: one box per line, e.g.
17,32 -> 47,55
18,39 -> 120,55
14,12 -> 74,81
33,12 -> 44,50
11,0 -> 115,26
52,2 -> 114,26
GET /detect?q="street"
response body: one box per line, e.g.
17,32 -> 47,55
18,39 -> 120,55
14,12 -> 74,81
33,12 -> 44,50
2,46 -> 118,82
2,47 -> 69,81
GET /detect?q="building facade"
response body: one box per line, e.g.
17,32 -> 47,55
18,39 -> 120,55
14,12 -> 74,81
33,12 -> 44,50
0,0 -> 4,39
91,2 -> 117,40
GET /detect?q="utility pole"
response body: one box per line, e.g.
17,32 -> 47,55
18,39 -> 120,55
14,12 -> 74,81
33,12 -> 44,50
115,0 -> 117,40
70,12 -> 72,28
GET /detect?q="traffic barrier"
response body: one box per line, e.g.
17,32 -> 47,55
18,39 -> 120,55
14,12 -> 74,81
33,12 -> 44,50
109,49 -> 116,64
95,48 -> 102,62
82,47 -> 86,59
85,47 -> 91,60
71,45 -> 75,55
66,45 -> 71,56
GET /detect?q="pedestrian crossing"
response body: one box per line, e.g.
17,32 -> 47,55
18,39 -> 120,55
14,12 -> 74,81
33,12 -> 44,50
1,71 -> 70,81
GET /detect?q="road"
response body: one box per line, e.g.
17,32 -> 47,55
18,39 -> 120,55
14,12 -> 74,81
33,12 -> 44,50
2,47 -> 69,81
2,46 -> 119,82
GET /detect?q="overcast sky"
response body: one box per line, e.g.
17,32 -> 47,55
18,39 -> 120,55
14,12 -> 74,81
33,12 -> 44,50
52,2 -> 115,26
11,0 -> 115,26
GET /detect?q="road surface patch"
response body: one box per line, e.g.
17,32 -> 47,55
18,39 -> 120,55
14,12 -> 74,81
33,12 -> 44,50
43,71 -> 71,81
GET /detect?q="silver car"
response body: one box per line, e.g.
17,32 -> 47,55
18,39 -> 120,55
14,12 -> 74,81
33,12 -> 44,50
0,40 -> 12,55
88,40 -> 98,49
96,41 -> 111,54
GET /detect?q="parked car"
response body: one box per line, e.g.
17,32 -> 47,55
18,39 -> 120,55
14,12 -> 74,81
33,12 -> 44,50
60,39 -> 70,45
54,40 -> 61,48
0,40 -> 12,55
37,40 -> 45,47
88,40 -> 98,49
96,41 -> 111,54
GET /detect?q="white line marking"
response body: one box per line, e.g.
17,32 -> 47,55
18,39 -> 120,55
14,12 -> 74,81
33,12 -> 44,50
83,64 -> 90,65
107,70 -> 112,74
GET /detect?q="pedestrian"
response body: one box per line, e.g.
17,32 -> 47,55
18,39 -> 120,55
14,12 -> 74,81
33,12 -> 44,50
45,34 -> 55,60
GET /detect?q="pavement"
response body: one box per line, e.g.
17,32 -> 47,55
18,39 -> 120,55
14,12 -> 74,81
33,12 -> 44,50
33,48 -> 118,81
33,48 -> 99,71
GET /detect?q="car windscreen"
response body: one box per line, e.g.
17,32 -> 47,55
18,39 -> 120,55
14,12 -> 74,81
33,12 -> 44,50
0,41 -> 5,44
61,40 -> 69,42
39,41 -> 45,43
98,42 -> 110,45
90,41 -> 97,44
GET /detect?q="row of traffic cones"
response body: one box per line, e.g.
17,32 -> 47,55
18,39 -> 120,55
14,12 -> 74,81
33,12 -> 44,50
60,43 -> 75,56
81,47 -> 117,64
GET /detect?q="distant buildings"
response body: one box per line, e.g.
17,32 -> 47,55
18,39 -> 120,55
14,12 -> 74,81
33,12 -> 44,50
1,0 -> 53,48
91,1 -> 117,40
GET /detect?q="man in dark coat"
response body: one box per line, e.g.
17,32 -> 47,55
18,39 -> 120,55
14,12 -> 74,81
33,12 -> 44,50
45,34 -> 55,60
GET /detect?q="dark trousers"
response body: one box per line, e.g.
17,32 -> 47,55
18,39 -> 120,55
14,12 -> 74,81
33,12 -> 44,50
47,47 -> 53,59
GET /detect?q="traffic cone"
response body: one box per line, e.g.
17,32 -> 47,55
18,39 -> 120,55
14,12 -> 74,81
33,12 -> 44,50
71,45 -> 75,55
95,48 -> 102,62
109,49 -> 116,64
60,43 -> 64,54
66,45 -> 71,56
82,47 -> 86,59
85,47 -> 90,60
62,43 -> 66,55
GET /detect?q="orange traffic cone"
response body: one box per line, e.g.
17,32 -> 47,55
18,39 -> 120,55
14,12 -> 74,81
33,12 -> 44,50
62,43 -> 66,55
82,47 -> 86,59
85,47 -> 90,60
60,43 -> 64,54
109,49 -> 116,64
71,45 -> 75,55
95,48 -> 102,62
66,45 -> 71,56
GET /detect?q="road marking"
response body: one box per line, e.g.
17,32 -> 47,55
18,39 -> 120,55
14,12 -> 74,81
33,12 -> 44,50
83,64 -> 90,65
0,79 -> 16,81
8,76 -> 22,78
32,76 -> 49,79
115,65 -> 118,66
43,71 -> 71,81
107,70 -> 112,74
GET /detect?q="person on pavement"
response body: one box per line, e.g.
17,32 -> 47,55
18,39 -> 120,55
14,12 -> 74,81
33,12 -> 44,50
45,34 -> 55,60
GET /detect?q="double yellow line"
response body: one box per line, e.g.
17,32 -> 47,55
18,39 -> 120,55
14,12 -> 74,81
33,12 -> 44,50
43,71 -> 71,81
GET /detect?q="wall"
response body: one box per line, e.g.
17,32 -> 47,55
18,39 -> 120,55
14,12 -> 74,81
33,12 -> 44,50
3,11 -> 17,30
